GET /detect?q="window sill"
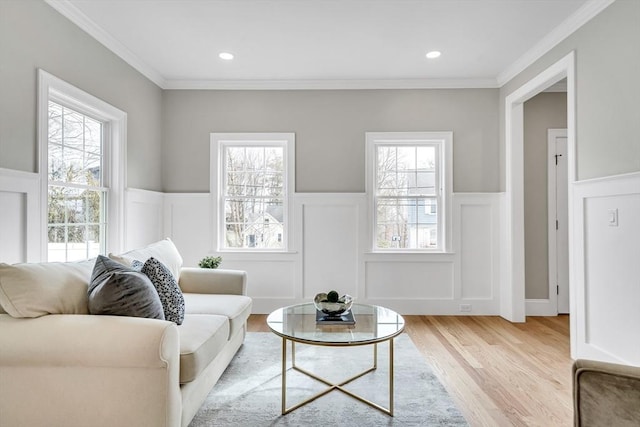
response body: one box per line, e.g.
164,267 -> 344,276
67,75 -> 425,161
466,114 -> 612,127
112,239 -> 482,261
217,250 -> 298,254
365,251 -> 455,255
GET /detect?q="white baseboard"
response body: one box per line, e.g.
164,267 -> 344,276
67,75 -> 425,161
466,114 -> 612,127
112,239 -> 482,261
525,299 -> 558,316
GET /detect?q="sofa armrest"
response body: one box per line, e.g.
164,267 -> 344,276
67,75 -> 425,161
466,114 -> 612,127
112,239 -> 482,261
178,267 -> 247,295
573,359 -> 640,427
0,314 -> 181,427
0,314 -> 179,367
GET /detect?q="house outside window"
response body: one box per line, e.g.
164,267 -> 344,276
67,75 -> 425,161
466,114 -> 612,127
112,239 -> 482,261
38,70 -> 126,262
366,132 -> 452,252
211,133 -> 294,251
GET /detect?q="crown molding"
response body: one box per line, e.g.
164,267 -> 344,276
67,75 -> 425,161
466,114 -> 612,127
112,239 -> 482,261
44,0 -> 167,89
45,0 -> 612,92
162,78 -> 498,90
497,0 -> 615,86
41,0 -> 496,91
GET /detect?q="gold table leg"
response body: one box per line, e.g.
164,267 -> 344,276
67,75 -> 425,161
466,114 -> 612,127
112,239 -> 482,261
280,338 -> 396,416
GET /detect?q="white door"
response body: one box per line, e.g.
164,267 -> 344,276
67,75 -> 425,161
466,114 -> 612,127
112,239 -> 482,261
548,129 -> 569,313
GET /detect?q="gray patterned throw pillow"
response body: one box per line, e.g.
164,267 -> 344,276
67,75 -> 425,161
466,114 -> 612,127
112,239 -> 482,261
88,255 -> 165,320
141,257 -> 185,325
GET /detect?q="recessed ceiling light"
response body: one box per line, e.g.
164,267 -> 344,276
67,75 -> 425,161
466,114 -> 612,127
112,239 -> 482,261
426,51 -> 441,59
219,52 -> 234,60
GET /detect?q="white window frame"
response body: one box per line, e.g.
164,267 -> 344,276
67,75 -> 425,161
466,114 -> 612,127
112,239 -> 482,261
38,69 -> 127,261
210,133 -> 295,252
366,131 -> 452,253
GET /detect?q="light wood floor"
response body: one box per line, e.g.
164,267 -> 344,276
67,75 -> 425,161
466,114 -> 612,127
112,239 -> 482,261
248,314 -> 573,427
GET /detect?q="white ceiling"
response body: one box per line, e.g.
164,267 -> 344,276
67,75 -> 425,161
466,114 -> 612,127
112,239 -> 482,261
48,0 -> 612,89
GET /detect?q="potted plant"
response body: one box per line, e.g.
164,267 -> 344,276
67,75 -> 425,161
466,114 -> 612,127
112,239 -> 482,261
198,256 -> 222,269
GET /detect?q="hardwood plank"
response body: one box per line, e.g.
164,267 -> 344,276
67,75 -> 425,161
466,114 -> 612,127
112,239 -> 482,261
248,314 -> 573,426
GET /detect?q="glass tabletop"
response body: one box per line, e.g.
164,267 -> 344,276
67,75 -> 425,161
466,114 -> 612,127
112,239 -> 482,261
266,303 -> 405,346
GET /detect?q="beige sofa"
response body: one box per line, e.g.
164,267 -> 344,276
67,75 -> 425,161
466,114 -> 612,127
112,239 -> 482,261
0,239 -> 252,427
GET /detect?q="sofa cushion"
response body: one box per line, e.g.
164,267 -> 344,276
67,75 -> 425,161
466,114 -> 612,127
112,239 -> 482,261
141,257 -> 185,325
182,293 -> 252,339
109,238 -> 183,280
178,314 -> 229,384
0,261 -> 93,318
88,256 -> 165,320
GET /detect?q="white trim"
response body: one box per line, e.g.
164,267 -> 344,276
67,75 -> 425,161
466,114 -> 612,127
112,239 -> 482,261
573,170 -> 640,192
43,0 -> 166,88
163,78 -> 498,90
44,0 -> 612,91
525,299 -> 558,316
365,132 -> 453,253
572,171 -> 640,364
0,168 -> 42,262
38,69 -> 127,259
125,188 -> 165,250
497,0 -> 615,86
503,52 -> 576,327
210,133 -> 295,253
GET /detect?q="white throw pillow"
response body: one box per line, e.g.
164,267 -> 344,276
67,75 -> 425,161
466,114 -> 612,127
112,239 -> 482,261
0,261 -> 93,318
109,238 -> 183,280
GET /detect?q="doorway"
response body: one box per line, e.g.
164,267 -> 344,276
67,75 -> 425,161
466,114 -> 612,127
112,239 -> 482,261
522,90 -> 567,316
503,50 -> 577,357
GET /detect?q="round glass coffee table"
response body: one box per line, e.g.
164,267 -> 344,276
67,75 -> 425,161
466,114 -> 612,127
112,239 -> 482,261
266,303 -> 405,416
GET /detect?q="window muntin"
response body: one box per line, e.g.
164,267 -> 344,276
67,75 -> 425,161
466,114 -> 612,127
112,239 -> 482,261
47,101 -> 107,261
213,134 -> 294,252
368,132 -> 451,252
39,69 -> 126,263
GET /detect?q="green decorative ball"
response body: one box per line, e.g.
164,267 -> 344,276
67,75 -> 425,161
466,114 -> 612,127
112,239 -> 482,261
327,290 -> 340,303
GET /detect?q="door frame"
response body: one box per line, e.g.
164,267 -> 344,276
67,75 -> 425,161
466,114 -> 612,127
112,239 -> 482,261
548,128 -> 568,314
502,51 -> 576,356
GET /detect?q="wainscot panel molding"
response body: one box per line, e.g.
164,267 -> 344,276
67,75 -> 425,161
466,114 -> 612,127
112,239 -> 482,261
125,188 -> 165,251
295,193 -> 366,302
222,255 -> 298,314
364,193 -> 502,315
163,193 -> 212,268
0,168 -> 41,263
572,172 -> 640,365
156,192 -> 504,315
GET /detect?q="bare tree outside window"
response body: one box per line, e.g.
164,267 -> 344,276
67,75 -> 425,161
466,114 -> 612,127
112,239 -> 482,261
223,145 -> 284,249
47,101 -> 106,261
375,145 -> 438,249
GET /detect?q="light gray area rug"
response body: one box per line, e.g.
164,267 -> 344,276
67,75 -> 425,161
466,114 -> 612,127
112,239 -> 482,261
189,333 -> 468,426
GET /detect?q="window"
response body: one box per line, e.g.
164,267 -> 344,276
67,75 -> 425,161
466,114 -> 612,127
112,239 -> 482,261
366,132 -> 452,252
211,133 -> 294,251
38,70 -> 126,262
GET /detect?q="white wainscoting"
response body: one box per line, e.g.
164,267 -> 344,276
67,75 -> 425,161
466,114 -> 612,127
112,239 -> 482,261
163,193 -> 212,268
572,172 -> 640,365
144,192 -> 503,314
125,188 -> 164,251
0,168 -> 41,263
363,193 -> 501,314
297,194 -> 365,301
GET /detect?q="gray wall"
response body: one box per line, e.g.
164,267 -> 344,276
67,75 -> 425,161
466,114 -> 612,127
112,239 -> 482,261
0,0 -> 163,191
524,92 -> 567,299
162,89 -> 499,193
500,0 -> 640,188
